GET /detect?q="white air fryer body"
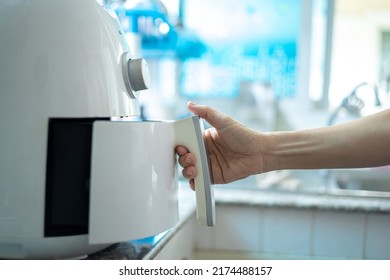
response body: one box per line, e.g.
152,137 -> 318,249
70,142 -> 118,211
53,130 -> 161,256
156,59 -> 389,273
0,0 -> 179,259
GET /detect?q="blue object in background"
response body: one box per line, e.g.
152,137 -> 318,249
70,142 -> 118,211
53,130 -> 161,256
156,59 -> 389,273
115,1 -> 206,59
116,4 -> 178,51
181,0 -> 300,98
115,0 -> 300,99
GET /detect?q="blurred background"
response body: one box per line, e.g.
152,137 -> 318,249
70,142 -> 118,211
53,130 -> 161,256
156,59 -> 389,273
105,0 -> 303,127
103,0 -> 390,130
103,0 -> 390,193
101,0 -> 390,192
101,0 -> 390,260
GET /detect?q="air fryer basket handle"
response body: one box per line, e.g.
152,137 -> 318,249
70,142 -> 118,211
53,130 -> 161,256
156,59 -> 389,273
174,116 -> 216,226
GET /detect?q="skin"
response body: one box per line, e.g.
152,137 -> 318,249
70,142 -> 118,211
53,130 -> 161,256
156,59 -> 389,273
176,102 -> 390,190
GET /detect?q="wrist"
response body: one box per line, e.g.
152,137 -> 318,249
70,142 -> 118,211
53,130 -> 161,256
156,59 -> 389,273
258,132 -> 279,173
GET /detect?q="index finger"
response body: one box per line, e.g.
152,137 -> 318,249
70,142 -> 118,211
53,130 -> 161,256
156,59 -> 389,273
175,145 -> 189,156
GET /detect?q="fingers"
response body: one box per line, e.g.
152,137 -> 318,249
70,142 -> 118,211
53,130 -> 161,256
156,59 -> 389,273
182,165 -> 197,181
187,101 -> 230,129
175,146 -> 196,167
177,101 -> 226,190
181,165 -> 197,191
175,146 -> 197,190
175,145 -> 189,157
189,179 -> 195,191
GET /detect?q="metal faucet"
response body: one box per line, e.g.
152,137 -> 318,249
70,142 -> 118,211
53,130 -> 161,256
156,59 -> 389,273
327,82 -> 381,126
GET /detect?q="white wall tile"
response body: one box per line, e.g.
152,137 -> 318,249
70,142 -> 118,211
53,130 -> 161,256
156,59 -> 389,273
365,213 -> 390,259
313,210 -> 365,259
194,220 -> 217,250
209,205 -> 263,252
194,204 -> 390,260
262,207 -> 313,256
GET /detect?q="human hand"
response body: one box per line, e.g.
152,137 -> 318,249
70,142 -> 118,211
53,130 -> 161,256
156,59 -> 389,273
176,102 -> 265,190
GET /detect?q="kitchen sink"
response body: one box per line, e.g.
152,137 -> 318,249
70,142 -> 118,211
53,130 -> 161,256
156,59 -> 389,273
253,169 -> 390,199
236,167 -> 390,199
325,167 -> 390,198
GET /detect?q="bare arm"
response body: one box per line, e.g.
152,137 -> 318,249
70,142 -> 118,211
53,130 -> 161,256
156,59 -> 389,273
177,102 -> 390,187
263,109 -> 390,172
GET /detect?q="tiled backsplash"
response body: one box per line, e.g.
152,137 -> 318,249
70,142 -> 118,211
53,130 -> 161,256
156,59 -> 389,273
195,205 -> 390,259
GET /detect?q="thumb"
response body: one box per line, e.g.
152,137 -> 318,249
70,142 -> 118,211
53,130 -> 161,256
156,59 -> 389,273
187,101 -> 231,129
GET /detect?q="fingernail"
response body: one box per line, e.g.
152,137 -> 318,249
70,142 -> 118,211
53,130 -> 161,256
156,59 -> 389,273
187,169 -> 193,176
188,101 -> 197,107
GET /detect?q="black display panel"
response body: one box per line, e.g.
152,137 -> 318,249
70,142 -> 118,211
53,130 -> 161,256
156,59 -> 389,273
44,118 -> 107,237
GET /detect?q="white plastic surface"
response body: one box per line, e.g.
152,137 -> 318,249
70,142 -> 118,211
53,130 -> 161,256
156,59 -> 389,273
174,116 -> 216,227
0,0 -> 141,259
89,121 -> 179,244
89,116 -> 215,244
122,53 -> 151,98
128,58 -> 151,92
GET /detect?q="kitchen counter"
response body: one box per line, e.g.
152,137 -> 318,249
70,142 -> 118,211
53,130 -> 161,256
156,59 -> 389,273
214,187 -> 390,213
87,182 -> 390,259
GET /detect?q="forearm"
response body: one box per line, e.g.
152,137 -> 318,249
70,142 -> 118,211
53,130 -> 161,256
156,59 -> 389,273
261,109 -> 390,172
